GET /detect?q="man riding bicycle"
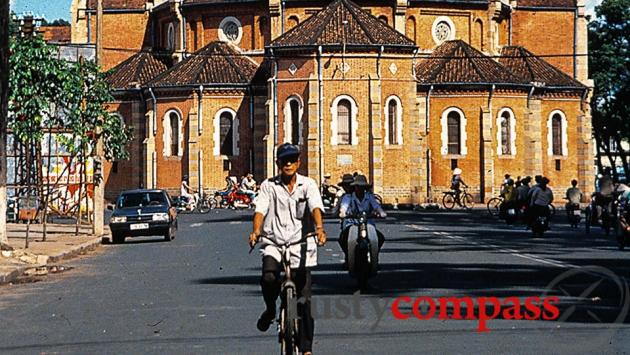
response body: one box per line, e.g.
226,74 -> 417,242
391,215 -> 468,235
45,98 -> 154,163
248,143 -> 326,355
451,168 -> 468,201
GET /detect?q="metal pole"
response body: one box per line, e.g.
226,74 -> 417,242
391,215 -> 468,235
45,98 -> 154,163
93,0 -> 104,236
0,0 -> 9,244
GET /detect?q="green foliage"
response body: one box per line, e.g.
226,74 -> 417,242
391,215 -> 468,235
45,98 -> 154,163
8,35 -> 133,164
8,36 -> 66,143
589,0 -> 630,139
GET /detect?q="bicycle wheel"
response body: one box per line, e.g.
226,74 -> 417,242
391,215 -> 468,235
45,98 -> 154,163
487,197 -> 502,217
281,287 -> 298,355
442,194 -> 455,210
462,193 -> 475,210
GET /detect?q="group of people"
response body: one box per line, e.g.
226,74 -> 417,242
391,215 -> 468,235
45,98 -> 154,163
179,173 -> 259,206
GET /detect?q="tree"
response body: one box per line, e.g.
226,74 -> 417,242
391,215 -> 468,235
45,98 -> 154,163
8,35 -> 67,246
8,35 -> 133,244
589,0 -> 630,180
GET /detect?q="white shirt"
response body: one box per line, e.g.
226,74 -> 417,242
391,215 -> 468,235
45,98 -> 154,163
240,177 -> 256,192
255,174 -> 324,268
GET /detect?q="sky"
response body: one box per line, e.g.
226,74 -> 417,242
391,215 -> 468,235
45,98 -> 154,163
11,0 -> 604,22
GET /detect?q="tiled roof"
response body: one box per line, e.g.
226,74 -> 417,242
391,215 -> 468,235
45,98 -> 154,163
500,46 -> 585,88
87,0 -> 146,10
39,25 -> 71,43
106,52 -> 170,90
270,0 -> 416,50
516,0 -> 575,7
148,42 -> 259,87
416,40 -> 524,85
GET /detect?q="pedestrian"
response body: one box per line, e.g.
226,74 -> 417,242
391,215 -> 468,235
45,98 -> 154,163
248,143 -> 326,355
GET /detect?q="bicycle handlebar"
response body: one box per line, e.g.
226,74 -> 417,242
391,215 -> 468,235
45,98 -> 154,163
249,232 -> 319,254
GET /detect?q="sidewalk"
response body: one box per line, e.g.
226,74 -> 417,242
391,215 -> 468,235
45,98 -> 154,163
0,223 -> 108,284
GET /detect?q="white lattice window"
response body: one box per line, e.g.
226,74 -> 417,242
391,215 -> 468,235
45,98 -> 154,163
384,96 -> 403,145
440,107 -> 467,156
548,110 -> 568,156
219,17 -> 243,44
214,108 -> 240,156
432,16 -> 456,45
496,108 -> 516,156
284,95 -> 304,145
163,109 -> 183,157
331,95 -> 359,146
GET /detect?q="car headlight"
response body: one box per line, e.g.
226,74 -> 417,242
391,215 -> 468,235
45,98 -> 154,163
110,216 -> 127,223
152,213 -> 169,222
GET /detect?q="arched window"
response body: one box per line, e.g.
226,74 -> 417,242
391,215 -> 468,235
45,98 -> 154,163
284,96 -> 303,145
288,16 -> 299,30
214,108 -> 240,157
440,107 -> 467,156
406,16 -> 416,44
257,16 -> 268,49
547,110 -> 568,156
331,95 -> 359,146
497,108 -> 516,156
385,96 -> 403,145
163,109 -> 182,157
447,112 -> 461,155
473,19 -> 484,51
378,15 -> 388,25
220,112 -> 234,156
166,23 -> 175,51
338,100 -> 351,145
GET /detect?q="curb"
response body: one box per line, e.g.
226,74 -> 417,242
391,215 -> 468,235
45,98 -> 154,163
0,236 -> 104,285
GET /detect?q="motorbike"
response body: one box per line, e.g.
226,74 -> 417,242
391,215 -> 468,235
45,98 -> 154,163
226,188 -> 256,209
615,206 -> 630,250
565,202 -> 581,228
530,206 -> 550,237
346,211 -> 381,290
585,193 -> 614,235
173,192 -> 213,214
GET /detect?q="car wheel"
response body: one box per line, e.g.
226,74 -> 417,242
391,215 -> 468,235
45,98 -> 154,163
112,233 -> 125,244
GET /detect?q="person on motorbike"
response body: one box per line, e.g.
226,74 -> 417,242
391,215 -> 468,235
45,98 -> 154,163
528,176 -> 554,228
331,174 -> 355,216
338,175 -> 386,269
565,179 -> 582,212
451,168 -> 468,201
593,174 -> 614,224
240,173 -> 257,201
321,173 -> 340,202
180,175 -> 197,206
248,143 -> 326,355
500,174 -> 511,197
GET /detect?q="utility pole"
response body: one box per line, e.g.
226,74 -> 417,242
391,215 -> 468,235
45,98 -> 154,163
0,0 -> 9,245
92,0 -> 104,236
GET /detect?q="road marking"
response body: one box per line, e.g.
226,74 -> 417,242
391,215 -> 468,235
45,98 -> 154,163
229,221 -> 241,225
408,224 -> 575,269
190,223 -> 203,228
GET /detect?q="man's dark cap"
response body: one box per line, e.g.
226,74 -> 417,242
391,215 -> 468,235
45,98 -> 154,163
277,143 -> 300,159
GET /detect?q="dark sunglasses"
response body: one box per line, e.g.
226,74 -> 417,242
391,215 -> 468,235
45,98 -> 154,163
279,156 -> 299,165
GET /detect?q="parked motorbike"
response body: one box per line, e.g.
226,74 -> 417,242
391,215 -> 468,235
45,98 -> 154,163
346,211 -> 381,290
565,202 -> 581,228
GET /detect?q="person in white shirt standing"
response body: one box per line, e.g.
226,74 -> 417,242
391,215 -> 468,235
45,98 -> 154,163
248,143 -> 326,355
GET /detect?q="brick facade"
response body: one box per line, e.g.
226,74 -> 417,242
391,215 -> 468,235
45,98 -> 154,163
79,0 -> 593,203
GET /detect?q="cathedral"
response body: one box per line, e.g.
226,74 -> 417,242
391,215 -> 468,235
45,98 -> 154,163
69,0 -> 594,203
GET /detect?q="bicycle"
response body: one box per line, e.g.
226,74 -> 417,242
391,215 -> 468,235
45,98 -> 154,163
250,232 -> 319,355
175,191 -> 214,214
442,187 -> 475,210
487,196 -> 504,217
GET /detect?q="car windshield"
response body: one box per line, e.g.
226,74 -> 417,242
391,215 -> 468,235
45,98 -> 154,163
117,192 -> 167,208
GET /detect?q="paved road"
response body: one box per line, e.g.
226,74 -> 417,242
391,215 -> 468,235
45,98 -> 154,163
1,209 -> 629,354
